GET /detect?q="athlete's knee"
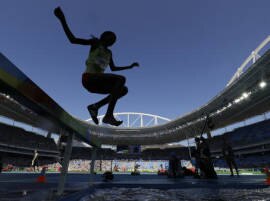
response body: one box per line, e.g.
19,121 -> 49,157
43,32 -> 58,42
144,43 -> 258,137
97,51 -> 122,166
117,76 -> 126,86
116,86 -> 128,98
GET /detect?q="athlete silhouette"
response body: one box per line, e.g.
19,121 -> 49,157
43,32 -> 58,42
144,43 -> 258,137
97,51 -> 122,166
54,7 -> 139,126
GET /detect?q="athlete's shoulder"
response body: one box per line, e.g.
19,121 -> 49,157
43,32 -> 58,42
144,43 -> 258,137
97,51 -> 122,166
107,48 -> 112,53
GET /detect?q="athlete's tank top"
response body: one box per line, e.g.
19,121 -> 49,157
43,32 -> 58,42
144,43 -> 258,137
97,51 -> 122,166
85,45 -> 111,73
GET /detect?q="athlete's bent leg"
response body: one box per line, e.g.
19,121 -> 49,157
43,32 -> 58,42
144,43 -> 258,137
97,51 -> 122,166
82,73 -> 127,126
88,86 -> 127,125
102,86 -> 128,126
103,77 -> 126,126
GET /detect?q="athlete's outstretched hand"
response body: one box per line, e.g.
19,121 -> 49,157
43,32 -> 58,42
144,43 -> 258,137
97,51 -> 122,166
54,7 -> 65,20
131,62 -> 140,68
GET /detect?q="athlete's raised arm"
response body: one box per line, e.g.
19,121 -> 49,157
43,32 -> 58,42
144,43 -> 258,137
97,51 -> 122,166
54,7 -> 96,46
109,54 -> 139,71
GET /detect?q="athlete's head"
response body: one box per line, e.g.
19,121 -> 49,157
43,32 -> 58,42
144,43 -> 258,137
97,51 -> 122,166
100,31 -> 117,47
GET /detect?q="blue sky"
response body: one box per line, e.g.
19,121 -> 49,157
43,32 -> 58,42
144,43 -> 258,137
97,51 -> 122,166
1,0 -> 270,121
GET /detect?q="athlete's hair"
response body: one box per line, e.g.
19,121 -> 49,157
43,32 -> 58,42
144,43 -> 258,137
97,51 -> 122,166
91,31 -> 116,46
100,31 -> 117,41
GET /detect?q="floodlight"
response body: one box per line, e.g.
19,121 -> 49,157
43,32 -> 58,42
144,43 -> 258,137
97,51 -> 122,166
259,81 -> 266,88
234,98 -> 241,103
242,92 -> 248,98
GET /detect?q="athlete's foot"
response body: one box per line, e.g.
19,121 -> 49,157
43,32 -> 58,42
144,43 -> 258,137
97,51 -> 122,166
102,115 -> 123,126
87,104 -> 99,125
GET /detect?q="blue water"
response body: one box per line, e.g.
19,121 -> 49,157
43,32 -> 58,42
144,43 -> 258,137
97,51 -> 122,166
83,187 -> 270,201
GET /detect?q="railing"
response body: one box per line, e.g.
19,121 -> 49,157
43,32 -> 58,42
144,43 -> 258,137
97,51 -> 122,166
227,35 -> 270,86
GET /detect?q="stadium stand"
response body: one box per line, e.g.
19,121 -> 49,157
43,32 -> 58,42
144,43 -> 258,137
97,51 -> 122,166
71,147 -> 116,160
0,122 -> 58,166
210,119 -> 270,151
0,122 -> 57,151
0,116 -> 269,168
142,147 -> 190,160
208,119 -> 270,168
70,146 -> 191,161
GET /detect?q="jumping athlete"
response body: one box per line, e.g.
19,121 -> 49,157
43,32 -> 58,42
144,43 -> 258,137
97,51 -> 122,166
54,7 -> 139,126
